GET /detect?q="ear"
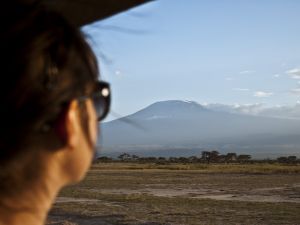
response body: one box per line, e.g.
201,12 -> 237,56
54,100 -> 80,148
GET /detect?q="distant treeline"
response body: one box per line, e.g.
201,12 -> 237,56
95,151 -> 300,164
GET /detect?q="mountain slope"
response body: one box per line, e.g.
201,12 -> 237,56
100,100 -> 300,156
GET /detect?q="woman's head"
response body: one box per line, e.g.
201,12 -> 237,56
0,3 -> 105,196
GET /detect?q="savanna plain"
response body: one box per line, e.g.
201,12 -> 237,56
47,163 -> 300,225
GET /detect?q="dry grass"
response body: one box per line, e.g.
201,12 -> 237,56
50,195 -> 300,225
91,162 -> 300,174
47,163 -> 300,225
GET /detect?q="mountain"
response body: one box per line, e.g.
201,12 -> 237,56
100,100 -> 300,158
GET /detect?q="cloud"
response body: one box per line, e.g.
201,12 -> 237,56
286,68 -> 300,79
233,88 -> 250,91
115,70 -> 124,77
239,70 -> 255,74
290,75 -> 300,79
225,77 -> 234,81
254,91 -> 273,98
273,74 -> 280,78
290,88 -> 300,95
204,102 -> 300,119
286,68 -> 300,74
232,103 -> 264,114
204,103 -> 264,115
259,104 -> 300,119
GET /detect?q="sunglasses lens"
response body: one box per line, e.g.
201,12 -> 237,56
93,97 -> 104,120
93,84 -> 110,121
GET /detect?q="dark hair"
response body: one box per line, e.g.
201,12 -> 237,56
0,4 -> 99,162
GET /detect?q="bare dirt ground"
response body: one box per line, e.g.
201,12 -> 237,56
47,164 -> 300,225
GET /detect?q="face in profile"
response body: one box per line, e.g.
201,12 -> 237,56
58,81 -> 111,183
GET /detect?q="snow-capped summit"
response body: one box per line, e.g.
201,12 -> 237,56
127,100 -> 207,120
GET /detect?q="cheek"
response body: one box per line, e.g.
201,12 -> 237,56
90,118 -> 97,146
88,101 -> 98,146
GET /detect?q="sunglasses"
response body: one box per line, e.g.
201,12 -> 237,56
39,81 -> 111,133
78,81 -> 111,121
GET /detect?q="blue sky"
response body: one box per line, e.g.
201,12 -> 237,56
82,0 -> 300,120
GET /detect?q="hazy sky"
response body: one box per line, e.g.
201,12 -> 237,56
82,0 -> 300,120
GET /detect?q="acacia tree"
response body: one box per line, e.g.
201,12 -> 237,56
210,151 -> 220,163
287,156 -> 297,164
225,153 -> 237,163
237,154 -> 251,163
188,156 -> 198,163
131,154 -> 140,161
277,157 -> 288,163
201,151 -> 220,163
118,153 -> 131,161
201,151 -> 211,163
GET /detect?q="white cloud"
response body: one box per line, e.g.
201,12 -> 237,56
286,68 -> 300,79
115,70 -> 122,76
290,88 -> 300,95
259,104 -> 300,119
233,88 -> 250,91
239,70 -> 255,74
290,74 -> 300,79
115,70 -> 125,78
204,102 -> 300,119
204,103 -> 264,115
254,91 -> 273,98
225,77 -> 234,81
233,103 -> 264,114
273,74 -> 280,78
286,68 -> 300,74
